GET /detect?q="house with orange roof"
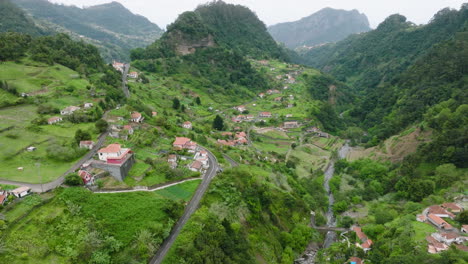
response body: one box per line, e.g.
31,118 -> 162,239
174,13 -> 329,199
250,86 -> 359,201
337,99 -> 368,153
130,112 -> 144,123
259,112 -> 272,118
427,213 -> 454,230
428,205 -> 455,219
48,116 -> 62,125
441,203 -> 463,214
182,121 -> 192,129
79,140 -> 95,150
173,137 -> 197,152
98,144 -> 132,164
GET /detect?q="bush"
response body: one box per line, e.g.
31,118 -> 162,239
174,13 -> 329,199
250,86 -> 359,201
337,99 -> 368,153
65,173 -> 83,186
95,119 -> 108,133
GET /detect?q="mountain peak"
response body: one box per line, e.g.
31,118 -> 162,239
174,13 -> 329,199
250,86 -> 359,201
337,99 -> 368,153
268,7 -> 370,49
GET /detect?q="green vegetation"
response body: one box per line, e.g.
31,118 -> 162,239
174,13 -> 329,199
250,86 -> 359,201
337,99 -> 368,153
0,0 -> 44,36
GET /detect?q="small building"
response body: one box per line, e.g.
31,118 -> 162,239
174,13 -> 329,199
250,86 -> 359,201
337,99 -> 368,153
221,132 -> 233,137
441,203 -> 463,214
427,213 -> 454,230
128,71 -> 138,78
274,97 -> 282,102
130,112 -> 144,123
48,116 -> 63,125
84,103 -> 93,108
61,106 -> 81,115
152,111 -> 158,117
258,93 -> 265,98
426,235 -> 449,253
217,139 -> 236,147
416,214 -> 427,222
283,121 -> 300,129
235,105 -> 246,112
307,126 -> 320,133
112,61 -> 124,72
168,154 -> 177,163
11,186 -> 31,198
432,232 -> 468,245
348,257 -> 362,264
173,137 -> 197,152
0,192 -> 7,205
78,170 -> 94,185
97,144 -> 132,164
79,140 -> 95,150
428,205 -> 456,219
285,114 -> 293,118
182,121 -> 192,129
259,112 -> 272,118
189,160 -> 203,172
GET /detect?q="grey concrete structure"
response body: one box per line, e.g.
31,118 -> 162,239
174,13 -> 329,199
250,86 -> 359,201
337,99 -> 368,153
90,154 -> 135,181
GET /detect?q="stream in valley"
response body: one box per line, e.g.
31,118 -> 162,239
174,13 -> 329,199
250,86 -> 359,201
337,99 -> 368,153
295,142 -> 351,264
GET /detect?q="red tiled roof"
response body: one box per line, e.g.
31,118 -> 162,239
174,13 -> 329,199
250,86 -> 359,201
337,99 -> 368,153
353,227 -> 367,241
441,203 -> 462,211
190,160 -> 203,169
131,112 -> 141,119
0,194 -> 6,204
173,137 -> 191,146
48,116 -> 61,123
440,233 -> 459,239
184,121 -> 191,125
98,144 -> 121,153
455,244 -> 468,251
362,239 -> 373,249
429,205 -> 455,218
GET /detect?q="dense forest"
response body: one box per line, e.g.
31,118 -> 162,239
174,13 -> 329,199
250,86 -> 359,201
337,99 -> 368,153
0,0 -> 45,36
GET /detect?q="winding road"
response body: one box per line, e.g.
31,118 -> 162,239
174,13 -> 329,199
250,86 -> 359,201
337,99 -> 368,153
149,146 -> 219,264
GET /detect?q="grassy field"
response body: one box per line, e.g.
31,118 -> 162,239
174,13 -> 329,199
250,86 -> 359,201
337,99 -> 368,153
1,182 -> 199,263
412,221 -> 437,242
0,105 -> 98,183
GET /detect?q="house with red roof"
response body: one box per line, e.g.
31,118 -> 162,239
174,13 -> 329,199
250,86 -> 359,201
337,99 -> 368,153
11,186 -> 31,198
189,160 -> 203,172
234,105 -> 246,112
353,226 -> 373,253
0,191 -> 7,205
78,170 -> 94,185
274,96 -> 282,102
97,144 -> 132,164
182,121 -> 192,129
130,112 -> 144,123
48,116 -> 62,125
128,71 -> 138,78
259,112 -> 272,118
426,235 -> 449,253
123,125 -> 134,135
462,225 -> 468,233
427,213 -> 454,230
173,137 -> 197,152
441,203 -> 463,214
428,205 -> 455,219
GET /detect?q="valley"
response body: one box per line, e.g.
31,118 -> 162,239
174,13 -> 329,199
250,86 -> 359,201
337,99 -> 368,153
0,1 -> 467,264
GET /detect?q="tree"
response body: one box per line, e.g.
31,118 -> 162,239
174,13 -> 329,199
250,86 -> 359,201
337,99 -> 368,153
65,173 -> 83,186
213,115 -> 224,130
75,129 -> 91,144
195,97 -> 201,105
455,211 -> 468,225
181,104 -> 186,112
172,98 -> 180,109
95,119 -> 108,133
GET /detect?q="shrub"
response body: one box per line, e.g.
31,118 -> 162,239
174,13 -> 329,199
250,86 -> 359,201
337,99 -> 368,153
65,173 -> 83,186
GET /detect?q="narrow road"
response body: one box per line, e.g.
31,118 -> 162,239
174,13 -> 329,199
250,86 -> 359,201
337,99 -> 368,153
222,154 -> 239,167
122,63 -> 130,98
149,146 -> 219,264
0,132 -> 108,192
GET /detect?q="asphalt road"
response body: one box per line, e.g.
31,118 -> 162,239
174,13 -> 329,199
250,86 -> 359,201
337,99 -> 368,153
149,146 -> 219,264
122,63 -> 130,98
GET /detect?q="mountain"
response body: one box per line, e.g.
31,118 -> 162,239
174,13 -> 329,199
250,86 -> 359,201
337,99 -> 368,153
296,5 -> 468,138
0,0 -> 44,36
12,0 -> 163,61
268,8 -> 370,49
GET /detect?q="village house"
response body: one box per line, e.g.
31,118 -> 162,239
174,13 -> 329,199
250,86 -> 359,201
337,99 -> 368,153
11,186 -> 31,198
246,115 -> 254,121
112,61 -> 124,72
78,170 -> 94,185
462,225 -> 468,233
283,121 -> 300,129
128,71 -> 138,78
0,191 -> 8,206
26,146 -> 36,152
427,213 -> 454,230
221,132 -> 233,137
194,151 -> 209,168
235,105 -> 246,112
79,140 -> 95,150
97,144 -> 132,164
441,203 -> 463,214
317,131 -> 331,138
173,137 -> 197,152
182,121 -> 192,129
274,97 -> 282,102
416,214 -> 427,222
285,114 -> 293,118
353,226 -> 373,253
217,139 -> 236,147
432,232 -> 468,245
84,103 -> 93,108
48,116 -> 62,125
259,112 -> 272,118
130,112 -> 144,123
307,126 -> 320,133
60,106 -> 81,115
426,236 -> 449,254
428,205 -> 456,219
283,86 -> 289,90
258,93 -> 265,98
152,111 -> 158,117
189,160 -> 203,172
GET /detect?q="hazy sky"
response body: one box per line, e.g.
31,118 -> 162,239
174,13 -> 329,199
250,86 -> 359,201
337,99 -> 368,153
50,0 -> 466,29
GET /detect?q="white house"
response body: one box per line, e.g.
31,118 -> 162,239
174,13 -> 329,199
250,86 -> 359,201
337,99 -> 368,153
83,103 -> 93,109
79,140 -> 95,150
235,105 -> 246,112
182,121 -> 192,129
48,116 -> 62,125
61,106 -> 81,115
259,112 -> 272,118
11,186 -> 31,198
128,71 -> 139,78
97,144 -> 131,163
130,112 -> 144,123
26,146 -> 36,152
189,160 -> 203,172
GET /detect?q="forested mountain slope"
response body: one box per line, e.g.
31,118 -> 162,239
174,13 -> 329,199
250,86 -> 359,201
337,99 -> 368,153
0,0 -> 44,36
12,0 -> 163,61
268,7 -> 370,49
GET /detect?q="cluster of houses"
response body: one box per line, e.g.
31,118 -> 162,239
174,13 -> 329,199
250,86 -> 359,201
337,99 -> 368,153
112,61 -> 138,79
352,226 -> 373,253
0,186 -> 32,206
217,131 -> 248,147
258,89 -> 281,98
416,203 -> 468,253
170,137 -> 209,173
47,103 -> 94,125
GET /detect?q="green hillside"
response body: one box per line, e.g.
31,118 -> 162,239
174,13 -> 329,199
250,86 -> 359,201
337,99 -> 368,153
12,0 -> 163,61
0,0 -> 44,36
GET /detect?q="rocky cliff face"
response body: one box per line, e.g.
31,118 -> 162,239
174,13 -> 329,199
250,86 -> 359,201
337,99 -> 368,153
268,7 -> 370,49
173,31 -> 216,55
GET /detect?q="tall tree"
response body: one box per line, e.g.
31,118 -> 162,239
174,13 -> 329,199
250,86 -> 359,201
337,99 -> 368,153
172,98 -> 180,110
213,115 -> 224,131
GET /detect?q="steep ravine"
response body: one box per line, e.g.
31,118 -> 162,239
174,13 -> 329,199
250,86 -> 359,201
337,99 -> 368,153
296,142 -> 351,264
